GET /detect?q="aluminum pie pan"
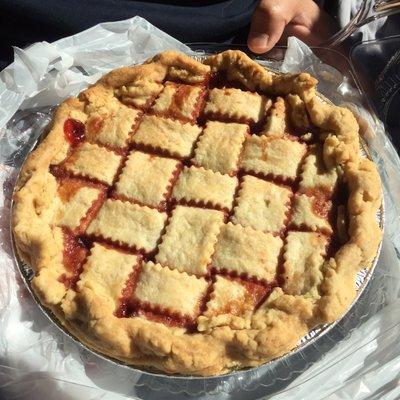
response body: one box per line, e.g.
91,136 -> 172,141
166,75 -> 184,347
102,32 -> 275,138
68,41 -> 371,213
9,61 -> 384,385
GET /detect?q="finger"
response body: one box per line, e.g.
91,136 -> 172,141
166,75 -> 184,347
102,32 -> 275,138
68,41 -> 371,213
288,5 -> 339,44
280,24 -> 322,46
247,2 -> 288,54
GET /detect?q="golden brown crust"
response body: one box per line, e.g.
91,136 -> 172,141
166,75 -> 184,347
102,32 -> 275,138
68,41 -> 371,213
204,50 -> 317,94
13,98 -> 87,304
12,50 -> 382,376
99,51 -> 210,88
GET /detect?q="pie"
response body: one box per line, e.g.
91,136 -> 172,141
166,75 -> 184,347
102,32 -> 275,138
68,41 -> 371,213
12,50 -> 383,376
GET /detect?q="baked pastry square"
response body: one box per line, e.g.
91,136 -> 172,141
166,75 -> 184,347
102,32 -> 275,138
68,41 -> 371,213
240,135 -> 307,181
212,222 -> 283,282
86,199 -> 167,252
57,178 -> 106,234
151,82 -> 205,121
203,88 -> 268,123
261,97 -> 286,137
77,242 -> 141,304
197,275 -> 269,331
232,175 -> 292,233
156,206 -> 224,276
283,231 -> 328,296
133,262 -> 209,317
85,103 -> 141,149
172,166 -> 238,211
114,150 -> 180,208
203,275 -> 265,318
131,115 -> 202,158
300,145 -> 338,194
290,193 -> 333,234
192,121 -> 248,175
63,142 -> 123,185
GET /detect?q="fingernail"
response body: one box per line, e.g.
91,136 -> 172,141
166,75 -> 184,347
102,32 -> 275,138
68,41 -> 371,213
251,33 -> 270,50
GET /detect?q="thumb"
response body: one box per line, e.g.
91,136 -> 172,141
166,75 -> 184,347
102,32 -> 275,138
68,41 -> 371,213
247,3 -> 287,54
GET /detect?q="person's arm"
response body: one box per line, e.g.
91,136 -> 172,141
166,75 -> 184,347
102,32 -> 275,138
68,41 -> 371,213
247,0 -> 338,53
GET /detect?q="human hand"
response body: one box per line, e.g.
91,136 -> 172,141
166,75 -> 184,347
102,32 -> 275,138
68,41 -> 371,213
247,0 -> 338,53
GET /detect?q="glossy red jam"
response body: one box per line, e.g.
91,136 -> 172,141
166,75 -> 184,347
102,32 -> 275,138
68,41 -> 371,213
170,85 -> 194,118
242,279 -> 274,308
301,189 -> 332,220
59,230 -> 89,288
57,177 -> 88,202
64,118 -> 85,145
115,259 -> 143,318
138,309 -> 194,329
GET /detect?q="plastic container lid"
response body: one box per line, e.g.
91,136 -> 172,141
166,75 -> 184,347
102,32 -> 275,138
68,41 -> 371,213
350,35 -> 400,149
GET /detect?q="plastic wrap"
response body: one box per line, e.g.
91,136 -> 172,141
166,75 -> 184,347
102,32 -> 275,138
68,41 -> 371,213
1,17 -> 400,400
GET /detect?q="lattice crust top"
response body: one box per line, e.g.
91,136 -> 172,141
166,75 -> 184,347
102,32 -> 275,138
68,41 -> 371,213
203,87 -> 268,123
283,231 -> 328,296
192,121 -> 248,175
240,135 -> 307,181
171,166 -> 238,211
86,199 -> 167,253
155,205 -> 225,276
133,262 -> 209,317
132,115 -> 202,158
63,142 -> 123,185
300,145 -> 338,193
57,185 -> 102,231
85,102 -> 142,149
78,242 -> 141,303
13,50 -> 383,376
114,150 -> 180,208
231,175 -> 292,233
212,222 -> 283,282
151,82 -> 205,121
290,193 -> 333,234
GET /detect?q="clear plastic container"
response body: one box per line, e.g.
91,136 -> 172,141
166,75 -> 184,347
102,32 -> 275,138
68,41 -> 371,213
350,35 -> 400,149
1,25 -> 400,399
9,44 -> 384,399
